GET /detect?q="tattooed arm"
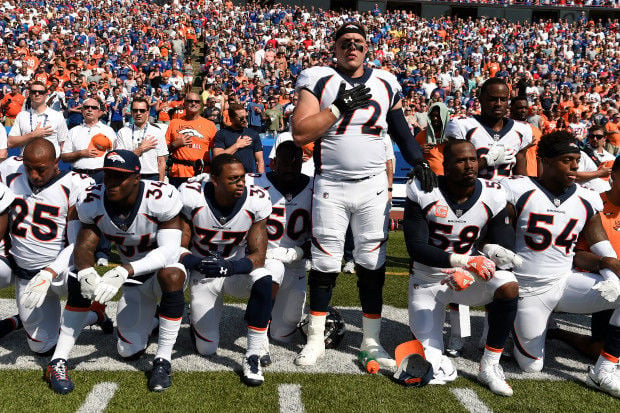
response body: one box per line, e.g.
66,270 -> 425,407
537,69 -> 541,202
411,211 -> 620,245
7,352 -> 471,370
74,224 -> 101,271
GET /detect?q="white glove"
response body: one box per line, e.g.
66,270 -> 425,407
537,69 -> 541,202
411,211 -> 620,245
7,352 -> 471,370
94,266 -> 129,303
22,270 -> 54,308
77,267 -> 101,300
265,246 -> 304,264
593,278 -> 620,302
482,244 -> 523,269
188,173 -> 210,183
481,144 -> 516,167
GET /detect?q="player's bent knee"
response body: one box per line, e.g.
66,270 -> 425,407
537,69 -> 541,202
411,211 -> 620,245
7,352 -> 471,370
494,281 -> 519,299
514,348 -> 544,372
312,257 -> 342,273
27,336 -> 57,354
195,338 -> 218,356
117,334 -> 148,359
157,264 -> 187,290
264,259 -> 285,285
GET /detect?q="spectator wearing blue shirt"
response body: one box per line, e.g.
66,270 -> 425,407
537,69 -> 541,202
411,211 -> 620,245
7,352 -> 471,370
107,86 -> 127,131
213,102 -> 264,173
246,94 -> 265,133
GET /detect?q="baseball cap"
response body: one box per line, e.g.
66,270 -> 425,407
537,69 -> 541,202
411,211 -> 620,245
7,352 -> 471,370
102,150 -> 141,173
88,133 -> 112,157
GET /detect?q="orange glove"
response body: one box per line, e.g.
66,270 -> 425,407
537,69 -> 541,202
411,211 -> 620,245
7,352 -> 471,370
465,256 -> 496,281
441,268 -> 475,291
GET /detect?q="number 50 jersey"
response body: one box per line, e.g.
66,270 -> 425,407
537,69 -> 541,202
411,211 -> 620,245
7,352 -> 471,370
503,176 -> 603,294
406,177 -> 507,281
179,181 -> 272,260
295,66 -> 401,180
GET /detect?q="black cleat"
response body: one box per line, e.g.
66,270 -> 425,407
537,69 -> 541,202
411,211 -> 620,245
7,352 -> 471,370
148,358 -> 172,392
45,358 -> 74,394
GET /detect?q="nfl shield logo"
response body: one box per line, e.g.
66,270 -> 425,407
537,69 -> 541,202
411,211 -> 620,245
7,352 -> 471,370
323,192 -> 329,199
553,199 -> 560,207
493,134 -> 500,141
456,209 -> 463,218
286,193 -> 293,202
219,216 -> 227,225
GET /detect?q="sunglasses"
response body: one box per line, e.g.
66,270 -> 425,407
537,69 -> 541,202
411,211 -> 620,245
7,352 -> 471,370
82,105 -> 99,110
185,99 -> 200,104
131,108 -> 148,113
589,134 -> 605,139
339,40 -> 364,52
30,89 -> 46,95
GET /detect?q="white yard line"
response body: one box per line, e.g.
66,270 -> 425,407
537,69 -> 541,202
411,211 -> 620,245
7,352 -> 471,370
278,383 -> 304,413
76,382 -> 118,413
450,388 -> 493,413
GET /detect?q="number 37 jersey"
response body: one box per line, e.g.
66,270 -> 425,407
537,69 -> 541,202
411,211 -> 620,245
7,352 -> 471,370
406,177 -> 507,280
503,176 -> 602,293
295,66 -> 401,180
179,181 -> 272,260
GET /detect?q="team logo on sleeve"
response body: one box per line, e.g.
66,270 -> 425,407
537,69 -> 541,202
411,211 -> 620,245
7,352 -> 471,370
434,204 -> 448,218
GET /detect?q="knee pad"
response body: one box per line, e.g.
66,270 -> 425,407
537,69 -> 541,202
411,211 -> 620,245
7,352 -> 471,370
117,330 -> 148,358
191,324 -> 219,356
308,270 -> 337,291
264,259 -> 285,285
245,276 -> 272,329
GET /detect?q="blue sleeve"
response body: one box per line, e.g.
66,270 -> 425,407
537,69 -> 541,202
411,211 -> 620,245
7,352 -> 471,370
213,130 -> 226,148
402,198 -> 452,268
253,133 -> 263,152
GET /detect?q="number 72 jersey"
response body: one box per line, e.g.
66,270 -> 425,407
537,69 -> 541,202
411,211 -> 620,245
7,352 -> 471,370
503,176 -> 602,292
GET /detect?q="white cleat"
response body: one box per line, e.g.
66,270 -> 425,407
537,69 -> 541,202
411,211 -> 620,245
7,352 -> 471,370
429,356 -> 458,385
96,257 -> 109,266
242,355 -> 264,386
343,261 -> 355,274
361,340 -> 396,368
586,365 -> 620,398
294,341 -> 325,366
478,364 -> 513,397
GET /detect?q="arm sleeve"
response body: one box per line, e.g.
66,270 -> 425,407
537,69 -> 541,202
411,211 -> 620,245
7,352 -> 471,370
386,108 -> 423,166
402,198 -> 451,268
130,228 -> 182,276
484,207 -> 516,251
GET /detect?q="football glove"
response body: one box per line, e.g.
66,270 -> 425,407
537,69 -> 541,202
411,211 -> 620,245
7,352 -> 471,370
482,244 -> 523,270
481,144 -> 516,167
593,276 -> 620,303
188,173 -> 209,183
199,256 -> 235,277
441,268 -> 475,291
409,159 -> 438,193
94,266 -> 129,303
22,269 -> 54,308
265,246 -> 304,264
332,82 -> 371,115
450,254 -> 496,281
77,267 -> 101,300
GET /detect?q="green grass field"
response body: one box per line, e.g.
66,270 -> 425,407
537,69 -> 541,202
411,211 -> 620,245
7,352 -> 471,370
1,231 -> 619,412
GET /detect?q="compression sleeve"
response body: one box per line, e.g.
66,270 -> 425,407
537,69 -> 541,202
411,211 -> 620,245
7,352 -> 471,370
387,108 -> 423,166
130,228 -> 182,276
484,208 -> 516,251
402,198 -> 451,268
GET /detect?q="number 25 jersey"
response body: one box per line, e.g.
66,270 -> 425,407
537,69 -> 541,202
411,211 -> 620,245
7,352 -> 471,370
179,181 -> 272,260
503,176 -> 602,294
406,177 -> 507,281
295,66 -> 401,180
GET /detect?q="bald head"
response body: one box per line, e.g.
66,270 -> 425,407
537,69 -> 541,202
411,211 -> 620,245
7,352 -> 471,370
24,138 -> 56,163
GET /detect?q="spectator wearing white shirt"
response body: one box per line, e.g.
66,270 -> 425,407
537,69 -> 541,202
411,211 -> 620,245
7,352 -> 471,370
60,97 -> 117,181
8,81 -> 68,157
115,97 -> 168,181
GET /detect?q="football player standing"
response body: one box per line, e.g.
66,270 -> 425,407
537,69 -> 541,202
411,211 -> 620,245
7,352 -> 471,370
291,22 -> 436,368
403,139 -> 520,396
504,131 -> 620,398
44,150 -> 186,394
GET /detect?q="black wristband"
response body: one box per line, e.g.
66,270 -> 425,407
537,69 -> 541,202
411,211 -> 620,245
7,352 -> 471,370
387,188 -> 393,192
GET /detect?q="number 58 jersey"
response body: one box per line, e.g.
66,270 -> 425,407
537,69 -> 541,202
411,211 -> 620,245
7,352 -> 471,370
503,176 -> 603,293
249,173 -> 313,250
295,66 -> 401,180
76,181 -> 182,265
179,181 -> 272,260
406,177 -> 507,281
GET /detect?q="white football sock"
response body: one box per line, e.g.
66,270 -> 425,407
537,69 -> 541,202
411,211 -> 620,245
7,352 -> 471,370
52,310 -> 89,361
247,327 -> 268,357
155,316 -> 182,362
480,347 -> 502,369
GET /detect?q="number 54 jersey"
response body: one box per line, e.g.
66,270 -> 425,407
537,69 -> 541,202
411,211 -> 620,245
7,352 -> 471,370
76,181 -> 182,265
179,181 -> 272,260
503,176 -> 603,294
406,177 -> 507,281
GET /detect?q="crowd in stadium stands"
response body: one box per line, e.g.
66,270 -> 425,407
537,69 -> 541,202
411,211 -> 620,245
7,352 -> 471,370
0,0 -> 618,176
421,0 -> 618,6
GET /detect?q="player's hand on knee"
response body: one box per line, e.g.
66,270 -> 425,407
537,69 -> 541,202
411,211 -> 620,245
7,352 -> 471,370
410,159 -> 438,192
266,246 -> 303,264
332,82 -> 371,116
593,277 -> 620,302
481,144 -> 516,167
94,266 -> 129,303
199,256 -> 235,277
465,256 -> 496,280
77,267 -> 101,300
22,269 -> 54,308
441,268 -> 475,291
482,244 -> 523,269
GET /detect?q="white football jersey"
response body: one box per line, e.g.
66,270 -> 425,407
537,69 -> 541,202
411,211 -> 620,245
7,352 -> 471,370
179,181 -> 272,260
406,177 -> 507,281
295,66 -> 401,180
445,116 -> 533,180
0,182 -> 15,257
6,169 -> 94,271
77,181 -> 182,268
503,176 -> 602,294
0,156 -> 23,181
251,172 -> 313,250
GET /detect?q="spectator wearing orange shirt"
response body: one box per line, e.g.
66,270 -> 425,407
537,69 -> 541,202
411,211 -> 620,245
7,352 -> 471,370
0,84 -> 25,126
604,109 -> 620,155
510,95 -> 542,177
166,92 -> 217,187
415,102 -> 449,175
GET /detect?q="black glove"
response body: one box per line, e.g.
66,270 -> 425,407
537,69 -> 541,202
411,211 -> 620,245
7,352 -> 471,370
332,82 -> 371,114
409,159 -> 438,193
198,256 -> 235,278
